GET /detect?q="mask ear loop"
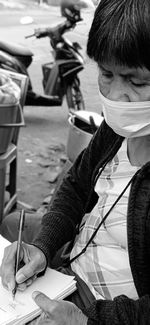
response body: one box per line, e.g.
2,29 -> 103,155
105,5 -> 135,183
67,168 -> 140,266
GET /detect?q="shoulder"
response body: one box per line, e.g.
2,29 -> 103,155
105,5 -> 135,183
92,119 -> 122,151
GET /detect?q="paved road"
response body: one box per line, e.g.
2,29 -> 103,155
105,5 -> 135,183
0,5 -> 61,27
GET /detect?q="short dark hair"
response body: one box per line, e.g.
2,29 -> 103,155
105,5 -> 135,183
87,0 -> 150,69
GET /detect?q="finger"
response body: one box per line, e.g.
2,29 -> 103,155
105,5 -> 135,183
16,249 -> 43,284
36,311 -> 48,325
17,274 -> 37,291
16,263 -> 36,283
16,282 -> 27,292
26,274 -> 37,287
32,291 -> 57,314
0,242 -> 23,290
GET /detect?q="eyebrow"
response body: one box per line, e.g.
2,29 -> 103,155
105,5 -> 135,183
99,64 -> 110,72
99,64 -> 145,79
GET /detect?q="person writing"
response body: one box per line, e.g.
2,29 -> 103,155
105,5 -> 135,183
1,0 -> 150,323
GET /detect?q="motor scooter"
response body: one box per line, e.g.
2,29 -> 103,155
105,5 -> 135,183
0,8 -> 85,111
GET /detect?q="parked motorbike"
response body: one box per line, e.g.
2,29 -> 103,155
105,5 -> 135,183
0,6 -> 85,111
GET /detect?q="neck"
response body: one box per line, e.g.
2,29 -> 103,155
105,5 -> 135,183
127,136 -> 150,166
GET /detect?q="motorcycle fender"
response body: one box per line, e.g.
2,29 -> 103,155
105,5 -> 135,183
0,50 -> 26,74
58,59 -> 84,81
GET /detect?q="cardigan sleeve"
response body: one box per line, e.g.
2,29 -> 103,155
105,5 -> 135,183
84,294 -> 150,325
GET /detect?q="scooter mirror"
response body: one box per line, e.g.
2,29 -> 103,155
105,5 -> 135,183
61,0 -> 95,9
77,0 -> 95,9
20,16 -> 34,25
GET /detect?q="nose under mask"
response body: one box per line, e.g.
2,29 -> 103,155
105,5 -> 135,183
99,91 -> 150,138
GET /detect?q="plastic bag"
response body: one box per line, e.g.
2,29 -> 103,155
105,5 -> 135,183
0,74 -> 21,105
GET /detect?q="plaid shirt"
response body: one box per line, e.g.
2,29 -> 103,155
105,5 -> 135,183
71,139 -> 140,300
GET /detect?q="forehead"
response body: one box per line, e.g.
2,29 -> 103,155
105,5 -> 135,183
99,63 -> 150,79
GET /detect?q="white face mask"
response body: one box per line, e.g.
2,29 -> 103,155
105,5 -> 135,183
99,91 -> 150,138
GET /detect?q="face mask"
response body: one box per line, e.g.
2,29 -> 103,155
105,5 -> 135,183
99,91 -> 150,138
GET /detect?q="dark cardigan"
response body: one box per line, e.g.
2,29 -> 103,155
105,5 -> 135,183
33,120 -> 150,324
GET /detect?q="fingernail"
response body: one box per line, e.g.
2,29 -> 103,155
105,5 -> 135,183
8,282 -> 14,291
27,279 -> 32,286
32,291 -> 40,300
16,273 -> 25,283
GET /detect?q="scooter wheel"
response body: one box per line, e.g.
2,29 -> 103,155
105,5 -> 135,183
66,78 -> 85,111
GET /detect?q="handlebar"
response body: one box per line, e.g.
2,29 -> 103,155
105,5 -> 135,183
25,33 -> 36,39
25,29 -> 50,39
25,20 -> 76,41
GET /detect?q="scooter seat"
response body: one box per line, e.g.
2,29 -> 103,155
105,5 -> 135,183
0,40 -> 33,57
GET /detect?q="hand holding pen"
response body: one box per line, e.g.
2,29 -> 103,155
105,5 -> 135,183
12,209 -> 25,299
0,212 -> 47,297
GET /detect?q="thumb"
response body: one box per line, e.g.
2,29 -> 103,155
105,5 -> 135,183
32,291 -> 54,313
16,260 -> 39,283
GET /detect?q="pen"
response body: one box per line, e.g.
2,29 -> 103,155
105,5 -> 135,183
12,209 -> 25,299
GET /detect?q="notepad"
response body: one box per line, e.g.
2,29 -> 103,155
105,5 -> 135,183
0,236 -> 76,325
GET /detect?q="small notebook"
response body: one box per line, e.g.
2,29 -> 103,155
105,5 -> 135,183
0,236 -> 76,325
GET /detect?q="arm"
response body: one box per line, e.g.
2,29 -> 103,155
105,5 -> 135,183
85,294 -> 150,325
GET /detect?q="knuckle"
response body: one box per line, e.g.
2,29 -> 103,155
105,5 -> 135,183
17,283 -> 27,291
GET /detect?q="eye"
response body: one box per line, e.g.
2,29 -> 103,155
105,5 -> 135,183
130,80 -> 147,87
102,72 -> 113,79
98,66 -> 113,84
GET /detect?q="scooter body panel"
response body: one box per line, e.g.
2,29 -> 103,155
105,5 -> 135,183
0,49 -> 32,72
0,40 -> 33,57
43,59 -> 83,98
0,50 -> 25,73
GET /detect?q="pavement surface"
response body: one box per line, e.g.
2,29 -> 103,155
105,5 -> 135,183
0,2 -> 102,212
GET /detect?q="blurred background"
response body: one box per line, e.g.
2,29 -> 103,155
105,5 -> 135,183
0,0 -> 102,212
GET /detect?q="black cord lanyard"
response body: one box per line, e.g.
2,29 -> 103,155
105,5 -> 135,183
68,168 -> 140,266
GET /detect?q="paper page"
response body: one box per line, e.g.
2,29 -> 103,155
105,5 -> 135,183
0,308 -> 17,325
0,235 -> 76,324
0,268 -> 76,325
